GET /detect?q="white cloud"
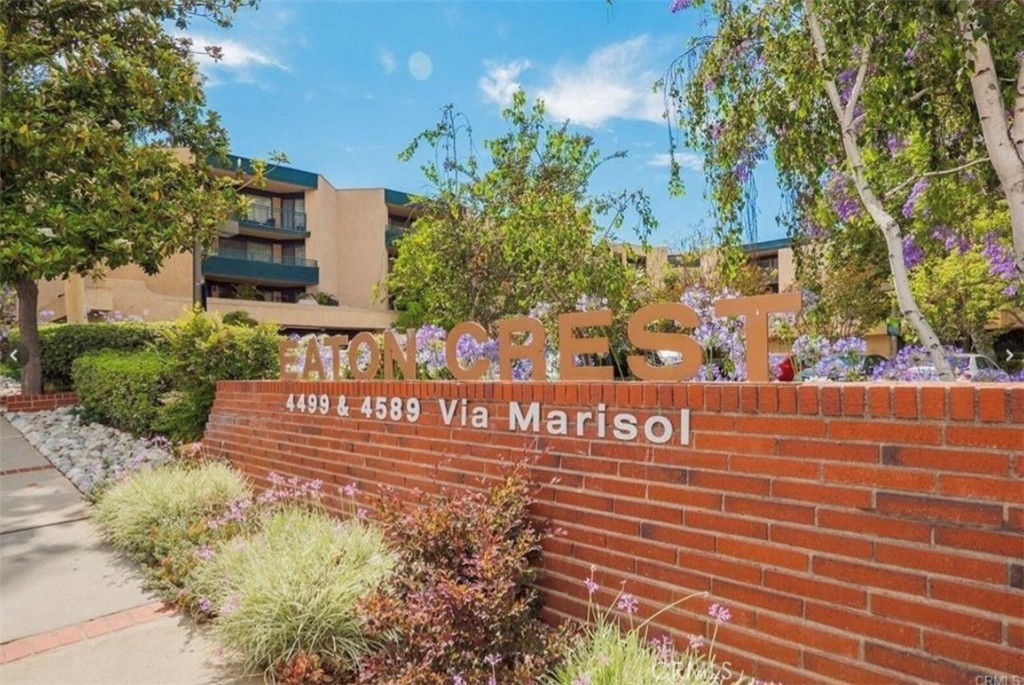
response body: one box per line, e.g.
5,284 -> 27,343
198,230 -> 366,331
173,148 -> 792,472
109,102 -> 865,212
185,33 -> 287,86
188,35 -> 286,71
647,151 -> 703,171
479,59 -> 531,106
409,52 -> 433,81
379,48 -> 396,74
536,36 -> 665,128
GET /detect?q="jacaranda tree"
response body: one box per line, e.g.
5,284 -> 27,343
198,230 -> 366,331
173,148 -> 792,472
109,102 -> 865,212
664,0 -> 1023,379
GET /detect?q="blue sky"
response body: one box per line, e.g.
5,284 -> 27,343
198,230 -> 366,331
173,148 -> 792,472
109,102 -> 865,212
189,0 -> 785,248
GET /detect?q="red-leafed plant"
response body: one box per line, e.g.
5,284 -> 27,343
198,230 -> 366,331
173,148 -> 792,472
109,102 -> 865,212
357,462 -> 566,685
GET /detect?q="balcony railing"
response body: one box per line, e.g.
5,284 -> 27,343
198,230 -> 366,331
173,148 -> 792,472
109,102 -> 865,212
203,250 -> 318,285
239,205 -> 308,233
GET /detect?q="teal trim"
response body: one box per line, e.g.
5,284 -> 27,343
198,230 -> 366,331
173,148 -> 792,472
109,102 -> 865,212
203,254 -> 318,286
384,188 -> 412,206
745,237 -> 791,253
210,154 -> 319,190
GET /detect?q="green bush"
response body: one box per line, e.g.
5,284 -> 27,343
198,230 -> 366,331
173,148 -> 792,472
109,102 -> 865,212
221,310 -> 259,327
8,323 -> 163,391
156,311 -> 279,441
72,350 -> 171,435
189,508 -> 393,678
94,462 -> 251,593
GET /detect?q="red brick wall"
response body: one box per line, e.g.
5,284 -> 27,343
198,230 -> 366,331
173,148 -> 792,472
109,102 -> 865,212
204,380 -> 1024,684
0,392 -> 78,412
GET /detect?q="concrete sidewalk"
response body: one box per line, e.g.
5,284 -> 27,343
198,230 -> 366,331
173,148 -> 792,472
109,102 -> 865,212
0,416 -> 258,684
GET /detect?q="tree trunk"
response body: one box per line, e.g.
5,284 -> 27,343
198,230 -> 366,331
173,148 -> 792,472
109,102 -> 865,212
804,4 -> 955,380
964,10 -> 1024,275
16,279 -> 42,396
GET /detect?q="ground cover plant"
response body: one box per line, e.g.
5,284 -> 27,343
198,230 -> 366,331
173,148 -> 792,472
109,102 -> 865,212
189,506 -> 394,680
93,460 -> 251,598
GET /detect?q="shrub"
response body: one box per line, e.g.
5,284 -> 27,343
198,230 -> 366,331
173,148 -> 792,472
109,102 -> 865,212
357,463 -> 564,685
94,462 -> 250,596
189,508 -> 394,678
11,322 -> 164,391
156,311 -> 279,441
221,310 -> 259,327
72,350 -> 171,435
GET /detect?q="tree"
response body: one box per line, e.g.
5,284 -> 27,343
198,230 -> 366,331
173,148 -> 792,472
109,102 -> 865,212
386,90 -> 657,330
663,0 -> 1023,379
0,0 -> 257,394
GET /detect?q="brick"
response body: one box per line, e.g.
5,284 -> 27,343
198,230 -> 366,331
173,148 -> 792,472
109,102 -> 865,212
868,386 -> 892,417
876,493 -> 1004,527
814,557 -> 926,594
938,474 -> 1024,504
803,651 -> 915,685
934,526 -> 1024,559
865,642 -> 988,684
978,387 -> 1008,423
686,510 -> 768,539
723,495 -> 815,524
2,639 -> 33,662
824,463 -> 937,493
712,626 -> 802,666
919,386 -> 945,420
805,602 -> 920,648
54,625 -> 85,645
692,432 -> 777,456
797,385 -> 819,414
759,614 -> 860,657
887,446 -> 1009,475
716,537 -> 808,571
711,579 -> 804,616
1011,386 -> 1024,423
764,569 -> 867,608
828,420 -> 942,445
770,524 -> 874,559
842,386 -> 865,416
930,578 -> 1024,617
924,631 -> 1024,677
639,521 -> 716,552
777,385 -> 797,413
734,415 -> 827,437
876,543 -> 1007,584
689,470 -> 770,496
778,438 -> 879,463
817,509 -> 931,543
771,480 -> 873,508
27,632 -> 61,653
757,386 -> 778,413
946,425 -> 1023,451
893,386 -> 918,419
871,593 -> 1002,641
683,549 -> 763,585
820,386 -> 842,416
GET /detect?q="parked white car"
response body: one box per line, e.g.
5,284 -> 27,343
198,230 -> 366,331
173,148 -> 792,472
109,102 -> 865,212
907,353 -> 1003,381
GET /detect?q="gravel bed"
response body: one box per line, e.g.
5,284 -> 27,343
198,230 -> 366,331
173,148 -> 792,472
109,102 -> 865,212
3,406 -> 171,495
0,375 -> 21,397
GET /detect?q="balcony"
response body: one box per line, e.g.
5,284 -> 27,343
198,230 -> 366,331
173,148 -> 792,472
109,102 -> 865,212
237,205 -> 309,240
203,250 -> 319,286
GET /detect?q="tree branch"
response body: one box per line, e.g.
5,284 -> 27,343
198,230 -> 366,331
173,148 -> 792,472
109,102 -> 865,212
1011,52 -> 1024,162
885,156 -> 991,199
845,43 -> 871,126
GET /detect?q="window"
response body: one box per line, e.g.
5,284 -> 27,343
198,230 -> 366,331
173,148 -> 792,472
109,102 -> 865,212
247,241 -> 272,262
281,197 -> 305,230
243,194 -> 273,225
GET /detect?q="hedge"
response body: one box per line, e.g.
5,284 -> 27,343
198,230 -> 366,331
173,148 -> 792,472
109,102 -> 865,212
10,323 -> 165,391
72,350 -> 172,435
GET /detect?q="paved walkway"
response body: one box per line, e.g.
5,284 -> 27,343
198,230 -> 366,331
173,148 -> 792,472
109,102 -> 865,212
0,416 -> 258,684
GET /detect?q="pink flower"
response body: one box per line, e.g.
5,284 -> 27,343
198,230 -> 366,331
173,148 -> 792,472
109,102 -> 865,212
342,482 -> 358,498
617,593 -> 639,615
708,602 -> 732,623
583,577 -> 599,595
688,633 -> 706,649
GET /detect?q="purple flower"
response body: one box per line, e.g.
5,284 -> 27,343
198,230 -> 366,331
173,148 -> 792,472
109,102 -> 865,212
357,507 -> 368,519
901,234 -> 925,269
617,593 -> 639,615
198,597 -> 212,613
575,294 -> 608,312
342,482 -> 358,498
902,178 -> 929,219
931,225 -> 970,254
903,47 -> 916,63
573,676 -> 592,685
484,653 -> 502,667
453,676 -> 466,685
826,172 -> 860,223
195,544 -> 213,561
583,576 -> 599,595
982,233 -> 1018,282
886,134 -> 906,156
688,633 -> 706,649
670,0 -> 692,12
708,602 -> 732,623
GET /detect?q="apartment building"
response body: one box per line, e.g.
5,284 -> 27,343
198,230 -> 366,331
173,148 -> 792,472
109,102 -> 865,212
37,155 -> 414,333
